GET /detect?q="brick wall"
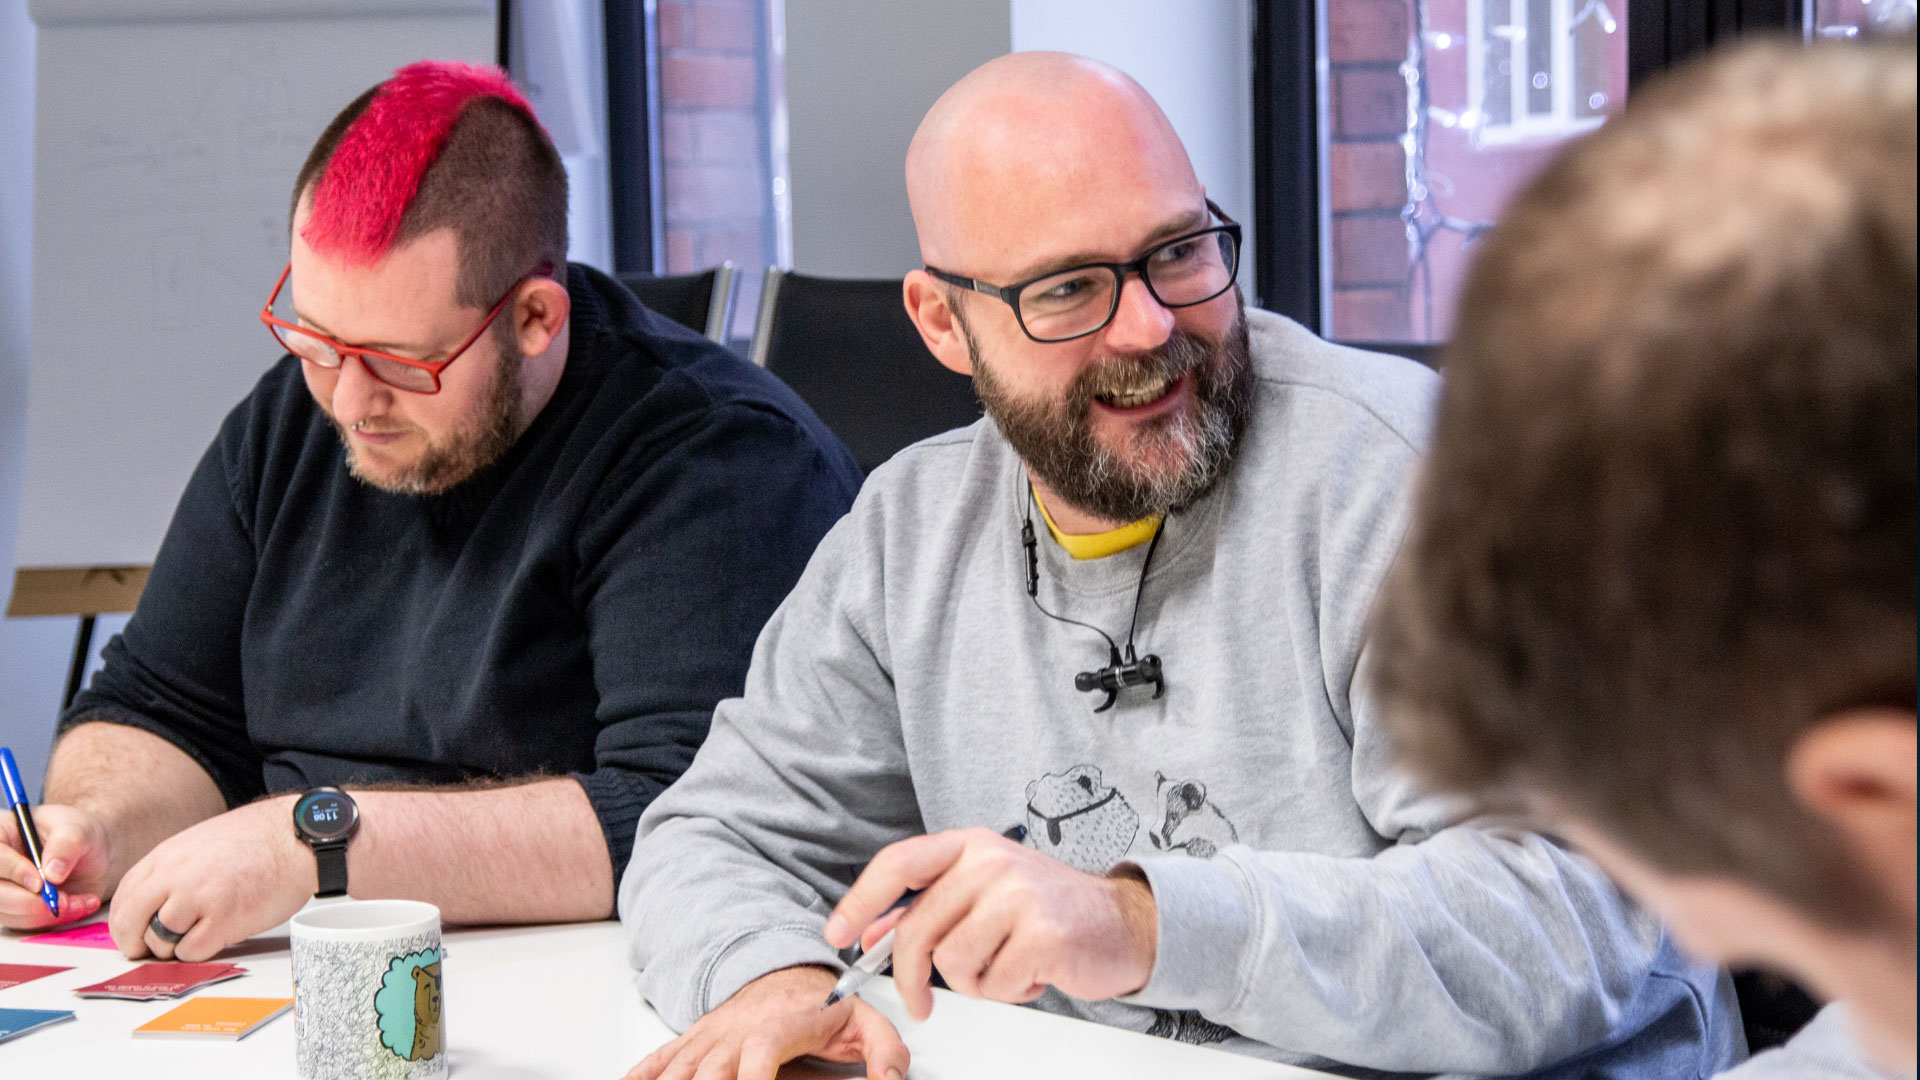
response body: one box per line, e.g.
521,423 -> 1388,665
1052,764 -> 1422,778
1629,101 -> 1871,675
658,0 -> 773,338
1326,0 -> 1414,342
1323,0 -> 1627,342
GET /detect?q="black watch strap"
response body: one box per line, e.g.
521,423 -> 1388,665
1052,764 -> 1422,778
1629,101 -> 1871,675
314,843 -> 349,898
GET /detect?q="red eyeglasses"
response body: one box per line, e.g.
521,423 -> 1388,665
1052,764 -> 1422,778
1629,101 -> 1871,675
259,261 -> 554,394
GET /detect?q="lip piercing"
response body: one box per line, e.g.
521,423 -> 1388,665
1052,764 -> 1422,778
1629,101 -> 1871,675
351,420 -> 368,432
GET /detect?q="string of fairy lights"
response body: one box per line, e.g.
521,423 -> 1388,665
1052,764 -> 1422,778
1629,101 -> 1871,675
1391,0 -> 1616,339
1375,0 -> 1913,339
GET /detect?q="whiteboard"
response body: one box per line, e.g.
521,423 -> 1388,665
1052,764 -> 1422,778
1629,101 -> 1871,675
17,0 -> 497,570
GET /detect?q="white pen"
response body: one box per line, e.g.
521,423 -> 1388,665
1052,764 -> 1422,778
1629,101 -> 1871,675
820,823 -> 1029,1010
820,925 -> 899,1009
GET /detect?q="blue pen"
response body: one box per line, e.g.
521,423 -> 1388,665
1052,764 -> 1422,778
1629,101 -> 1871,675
0,748 -> 60,917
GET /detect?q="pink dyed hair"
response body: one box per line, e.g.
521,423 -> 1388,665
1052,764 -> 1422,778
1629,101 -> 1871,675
301,61 -> 540,264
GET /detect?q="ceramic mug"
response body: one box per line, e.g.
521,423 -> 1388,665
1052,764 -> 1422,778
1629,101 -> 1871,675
290,899 -> 446,1079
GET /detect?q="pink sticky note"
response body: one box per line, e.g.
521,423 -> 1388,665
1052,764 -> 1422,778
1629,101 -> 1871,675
22,921 -> 119,949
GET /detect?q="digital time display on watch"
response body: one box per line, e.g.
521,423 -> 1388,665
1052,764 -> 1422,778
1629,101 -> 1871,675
295,789 -> 358,842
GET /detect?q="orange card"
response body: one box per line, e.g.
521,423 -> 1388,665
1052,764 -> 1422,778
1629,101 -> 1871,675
132,996 -> 293,1040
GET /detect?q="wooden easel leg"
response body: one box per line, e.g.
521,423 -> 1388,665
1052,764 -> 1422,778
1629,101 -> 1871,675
61,614 -> 96,715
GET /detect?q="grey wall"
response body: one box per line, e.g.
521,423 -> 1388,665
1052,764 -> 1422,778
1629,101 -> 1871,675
783,0 -> 1011,277
781,1 -> 1254,281
0,0 -> 94,800
1009,0 -> 1256,288
19,4 -> 496,571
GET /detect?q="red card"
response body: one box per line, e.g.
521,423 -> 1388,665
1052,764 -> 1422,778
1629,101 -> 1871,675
72,962 -> 247,1000
0,963 -> 73,990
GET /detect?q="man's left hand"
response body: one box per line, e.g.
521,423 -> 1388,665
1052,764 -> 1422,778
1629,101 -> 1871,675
107,795 -> 312,961
823,827 -> 1158,1021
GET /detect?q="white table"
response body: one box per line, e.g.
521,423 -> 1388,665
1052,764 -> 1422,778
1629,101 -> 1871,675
1,917 -> 1337,1078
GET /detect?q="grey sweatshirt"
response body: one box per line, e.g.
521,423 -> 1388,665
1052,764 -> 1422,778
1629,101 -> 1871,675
622,309 -> 1743,1078
1720,1006 -> 1904,1080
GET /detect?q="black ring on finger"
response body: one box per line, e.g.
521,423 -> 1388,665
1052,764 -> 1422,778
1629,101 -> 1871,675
148,912 -> 187,945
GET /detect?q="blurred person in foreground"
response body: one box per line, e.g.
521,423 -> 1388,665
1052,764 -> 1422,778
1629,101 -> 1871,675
1373,38 -> 1916,1080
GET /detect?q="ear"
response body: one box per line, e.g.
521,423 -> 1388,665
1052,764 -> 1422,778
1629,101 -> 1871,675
511,276 -> 572,358
902,270 -> 974,376
1787,708 -> 1918,914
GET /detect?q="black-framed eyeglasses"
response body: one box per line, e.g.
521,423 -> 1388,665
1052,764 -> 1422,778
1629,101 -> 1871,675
925,200 -> 1242,344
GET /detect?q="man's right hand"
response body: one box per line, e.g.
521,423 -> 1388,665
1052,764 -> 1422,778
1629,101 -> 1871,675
621,965 -> 911,1080
0,803 -> 110,929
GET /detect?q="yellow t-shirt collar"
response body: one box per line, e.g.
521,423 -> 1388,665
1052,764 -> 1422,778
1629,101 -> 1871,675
1033,490 -> 1162,561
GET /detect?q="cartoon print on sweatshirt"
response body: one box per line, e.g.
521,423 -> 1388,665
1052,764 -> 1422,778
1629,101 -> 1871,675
1016,763 -> 1241,1048
1147,1008 -> 1238,1045
1143,774 -> 1241,1049
1146,772 -> 1239,859
1022,765 -> 1138,873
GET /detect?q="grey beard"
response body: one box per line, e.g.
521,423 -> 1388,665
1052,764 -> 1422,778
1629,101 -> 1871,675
967,304 -> 1254,524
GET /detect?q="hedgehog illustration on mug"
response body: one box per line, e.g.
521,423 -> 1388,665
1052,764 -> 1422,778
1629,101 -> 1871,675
374,949 -> 443,1062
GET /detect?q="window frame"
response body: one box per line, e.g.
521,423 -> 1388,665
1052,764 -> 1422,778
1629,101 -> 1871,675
1250,0 -> 1805,365
1468,0 -> 1616,147
603,0 -> 664,275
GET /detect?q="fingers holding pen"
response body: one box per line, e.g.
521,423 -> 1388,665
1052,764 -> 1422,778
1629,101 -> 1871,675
895,846 -> 1056,1013
858,905 -> 907,952
0,808 -> 104,929
827,825 -> 1159,1018
0,880 -> 97,929
830,829 -> 1030,1020
0,833 -> 39,893
33,814 -> 98,892
825,829 -> 977,950
886,879 -> 982,1021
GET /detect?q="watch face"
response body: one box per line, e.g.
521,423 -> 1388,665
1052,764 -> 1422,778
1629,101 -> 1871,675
295,790 -> 358,842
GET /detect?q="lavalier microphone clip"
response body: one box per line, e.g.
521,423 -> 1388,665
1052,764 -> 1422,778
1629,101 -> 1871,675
1075,646 -> 1165,713
1020,481 -> 1169,713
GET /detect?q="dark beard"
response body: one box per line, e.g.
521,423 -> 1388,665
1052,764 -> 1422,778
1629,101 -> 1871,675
966,300 -> 1254,524
334,329 -> 523,496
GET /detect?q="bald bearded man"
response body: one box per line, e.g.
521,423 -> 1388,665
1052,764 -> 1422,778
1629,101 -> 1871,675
620,53 -> 1739,1080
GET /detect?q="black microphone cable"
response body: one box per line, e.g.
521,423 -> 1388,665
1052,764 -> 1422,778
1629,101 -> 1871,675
1019,480 -> 1167,712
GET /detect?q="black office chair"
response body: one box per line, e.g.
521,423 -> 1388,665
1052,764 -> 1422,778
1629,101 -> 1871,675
616,262 -> 738,343
1735,970 -> 1823,1052
749,268 -> 982,474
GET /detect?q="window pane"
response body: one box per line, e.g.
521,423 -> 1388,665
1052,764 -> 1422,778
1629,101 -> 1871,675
1806,0 -> 1917,39
658,0 -> 790,340
510,0 -> 615,273
1324,0 -> 1626,343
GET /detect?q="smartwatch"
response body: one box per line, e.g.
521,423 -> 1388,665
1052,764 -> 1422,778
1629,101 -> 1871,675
292,786 -> 360,899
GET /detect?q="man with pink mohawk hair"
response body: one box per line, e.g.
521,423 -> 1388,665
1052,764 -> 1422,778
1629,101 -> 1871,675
0,62 -> 860,958
301,61 -> 534,266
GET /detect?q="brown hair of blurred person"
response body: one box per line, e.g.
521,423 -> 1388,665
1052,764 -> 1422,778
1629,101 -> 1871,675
1370,37 -> 1916,1070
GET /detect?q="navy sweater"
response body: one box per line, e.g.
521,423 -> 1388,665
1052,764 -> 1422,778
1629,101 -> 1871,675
62,264 -> 862,873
